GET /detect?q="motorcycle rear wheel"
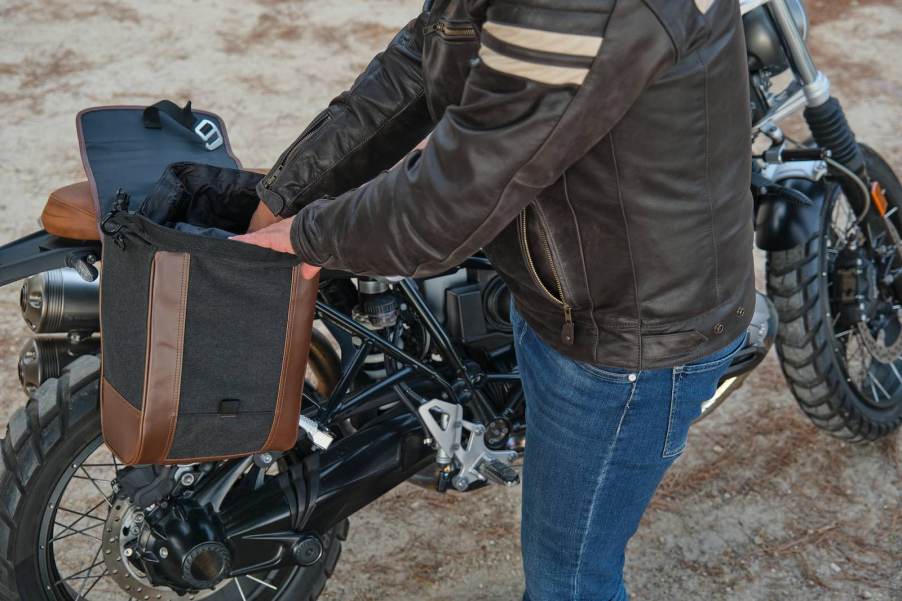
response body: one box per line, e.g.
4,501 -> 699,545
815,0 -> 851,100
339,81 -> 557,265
767,144 -> 902,441
0,356 -> 348,600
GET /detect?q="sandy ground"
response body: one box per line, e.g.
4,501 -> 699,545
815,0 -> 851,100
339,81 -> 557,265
1,1 -> 901,600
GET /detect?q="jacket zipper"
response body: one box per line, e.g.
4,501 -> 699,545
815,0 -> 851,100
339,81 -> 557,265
262,112 -> 333,191
518,207 -> 575,346
425,21 -> 477,39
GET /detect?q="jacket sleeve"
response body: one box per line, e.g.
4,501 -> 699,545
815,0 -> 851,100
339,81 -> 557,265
290,0 -> 677,277
257,13 -> 435,217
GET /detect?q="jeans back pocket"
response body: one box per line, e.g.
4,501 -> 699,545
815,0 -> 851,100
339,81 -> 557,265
662,334 -> 746,458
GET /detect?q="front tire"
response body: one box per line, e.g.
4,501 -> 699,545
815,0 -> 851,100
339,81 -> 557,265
767,145 -> 902,441
0,356 -> 347,600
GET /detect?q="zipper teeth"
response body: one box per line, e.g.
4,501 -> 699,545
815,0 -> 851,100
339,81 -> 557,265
428,22 -> 476,37
537,218 -> 567,306
263,113 -> 332,190
518,209 -> 566,308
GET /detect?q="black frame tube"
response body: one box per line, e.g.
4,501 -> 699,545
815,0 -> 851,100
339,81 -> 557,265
311,276 -> 518,428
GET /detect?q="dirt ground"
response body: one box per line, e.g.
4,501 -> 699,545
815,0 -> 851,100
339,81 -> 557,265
1,1 -> 901,600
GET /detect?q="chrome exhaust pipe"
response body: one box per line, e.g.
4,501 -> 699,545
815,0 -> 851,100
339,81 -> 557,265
20,268 -> 99,334
18,337 -> 100,394
17,268 -> 101,393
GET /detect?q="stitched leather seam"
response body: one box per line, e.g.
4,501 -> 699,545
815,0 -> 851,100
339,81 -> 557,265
135,256 -> 157,463
101,379 -> 142,464
263,265 -> 298,451
638,0 -> 682,63
698,49 -> 720,303
48,200 -> 96,219
608,134 -> 642,369
562,172 -> 599,361
160,253 -> 189,460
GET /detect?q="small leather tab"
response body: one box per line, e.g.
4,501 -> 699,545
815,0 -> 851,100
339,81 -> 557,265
219,399 -> 241,415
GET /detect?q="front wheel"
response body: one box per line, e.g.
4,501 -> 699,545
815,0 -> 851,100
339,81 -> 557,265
0,356 -> 348,600
767,144 -> 902,441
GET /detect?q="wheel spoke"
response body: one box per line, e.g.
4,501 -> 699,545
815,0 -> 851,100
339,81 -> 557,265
868,370 -> 891,400
888,361 -> 902,387
56,499 -> 109,526
246,574 -> 279,591
75,540 -> 104,599
235,577 -> 249,601
52,557 -> 106,585
50,520 -> 104,544
78,466 -> 113,506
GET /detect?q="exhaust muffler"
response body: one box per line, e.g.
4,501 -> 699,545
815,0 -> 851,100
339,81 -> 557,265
20,268 -> 99,334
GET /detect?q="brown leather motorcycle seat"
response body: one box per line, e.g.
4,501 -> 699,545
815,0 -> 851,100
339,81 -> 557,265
41,181 -> 100,241
40,169 -> 269,242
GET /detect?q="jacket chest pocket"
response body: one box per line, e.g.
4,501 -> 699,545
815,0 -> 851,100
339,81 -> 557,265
422,1 -> 479,119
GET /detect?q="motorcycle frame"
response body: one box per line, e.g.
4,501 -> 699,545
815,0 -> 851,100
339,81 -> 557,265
309,264 -> 519,430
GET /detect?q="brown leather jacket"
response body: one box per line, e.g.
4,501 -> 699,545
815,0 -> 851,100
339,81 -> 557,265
258,0 -> 755,370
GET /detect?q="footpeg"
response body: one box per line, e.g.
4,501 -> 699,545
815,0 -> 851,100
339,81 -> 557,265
299,415 -> 334,450
418,399 -> 519,491
477,459 -> 520,487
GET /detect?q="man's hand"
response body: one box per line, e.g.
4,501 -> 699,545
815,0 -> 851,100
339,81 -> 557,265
231,217 -> 321,279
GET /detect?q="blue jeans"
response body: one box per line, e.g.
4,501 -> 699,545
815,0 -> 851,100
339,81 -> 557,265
511,305 -> 744,601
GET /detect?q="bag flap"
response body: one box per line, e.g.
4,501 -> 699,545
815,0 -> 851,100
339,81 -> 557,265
77,101 -> 242,230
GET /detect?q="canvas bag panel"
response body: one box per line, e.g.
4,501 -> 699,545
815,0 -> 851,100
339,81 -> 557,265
99,163 -> 317,465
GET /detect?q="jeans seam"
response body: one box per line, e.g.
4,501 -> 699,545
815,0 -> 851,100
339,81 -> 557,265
573,361 -> 635,384
663,368 -> 684,459
572,379 -> 637,601
515,312 -> 530,347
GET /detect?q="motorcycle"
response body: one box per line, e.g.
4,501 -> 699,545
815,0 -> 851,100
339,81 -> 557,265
0,0 -> 899,598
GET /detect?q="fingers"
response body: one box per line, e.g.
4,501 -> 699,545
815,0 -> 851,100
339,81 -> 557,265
230,217 -> 296,254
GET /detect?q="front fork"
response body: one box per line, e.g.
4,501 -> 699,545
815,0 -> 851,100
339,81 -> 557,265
769,0 -> 867,178
767,0 -> 893,269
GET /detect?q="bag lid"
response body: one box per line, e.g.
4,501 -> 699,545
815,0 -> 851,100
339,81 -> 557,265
77,100 -> 242,231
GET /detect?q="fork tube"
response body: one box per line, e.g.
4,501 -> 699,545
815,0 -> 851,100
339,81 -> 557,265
768,0 -> 830,106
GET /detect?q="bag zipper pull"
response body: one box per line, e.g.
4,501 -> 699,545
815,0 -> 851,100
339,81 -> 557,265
561,304 -> 574,346
100,188 -> 131,248
112,188 -> 131,212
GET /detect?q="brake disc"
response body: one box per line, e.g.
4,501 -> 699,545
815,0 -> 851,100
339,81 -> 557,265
101,500 -> 208,601
855,214 -> 902,364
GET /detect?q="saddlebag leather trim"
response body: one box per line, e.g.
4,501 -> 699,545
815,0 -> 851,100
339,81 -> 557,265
142,251 -> 191,463
102,250 -> 191,465
263,266 -> 319,451
100,378 -> 143,464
